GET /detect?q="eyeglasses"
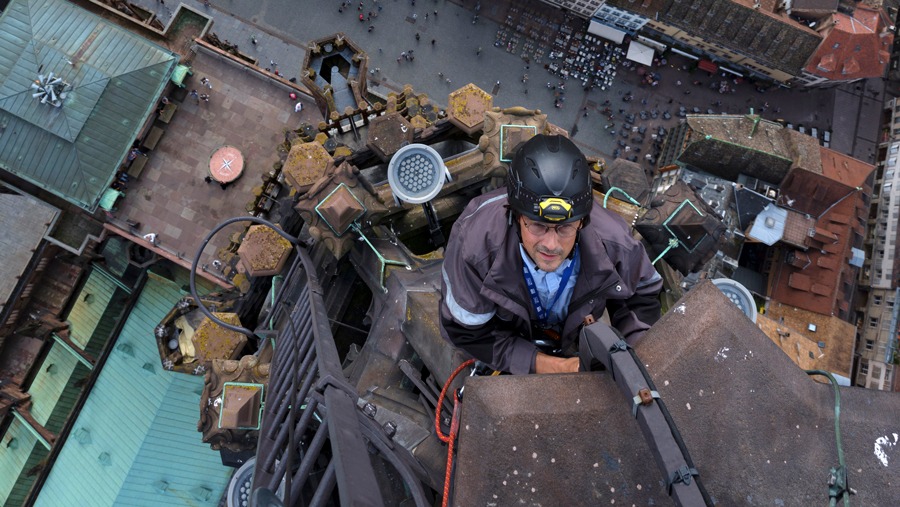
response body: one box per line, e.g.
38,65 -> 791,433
521,218 -> 581,238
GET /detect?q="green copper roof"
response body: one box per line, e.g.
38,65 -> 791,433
35,272 -> 232,507
66,268 -> 120,349
0,0 -> 178,212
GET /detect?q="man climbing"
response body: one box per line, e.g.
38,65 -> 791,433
439,135 -> 662,374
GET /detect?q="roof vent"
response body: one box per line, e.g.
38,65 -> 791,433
808,323 -> 817,332
765,216 -> 776,228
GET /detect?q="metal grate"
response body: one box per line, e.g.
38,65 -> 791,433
250,247 -> 429,506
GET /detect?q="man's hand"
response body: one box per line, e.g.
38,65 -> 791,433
534,352 -> 580,374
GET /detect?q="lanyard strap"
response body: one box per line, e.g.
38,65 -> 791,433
522,248 -> 578,326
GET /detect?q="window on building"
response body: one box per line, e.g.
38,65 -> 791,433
888,299 -> 895,308
874,294 -> 883,305
860,362 -> 869,375
866,339 -> 875,349
892,145 -> 900,154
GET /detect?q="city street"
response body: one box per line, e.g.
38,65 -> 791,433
134,0 -> 882,164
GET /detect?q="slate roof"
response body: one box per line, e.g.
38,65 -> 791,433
0,190 -> 58,325
733,185 -> 773,230
677,115 -> 793,183
606,0 -> 822,75
0,0 -> 178,212
34,273 -> 231,507
804,7 -> 893,81
635,180 -> 725,274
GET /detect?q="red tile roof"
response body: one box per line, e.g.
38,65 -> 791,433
804,6 -> 893,81
769,188 -> 865,317
819,146 -> 874,187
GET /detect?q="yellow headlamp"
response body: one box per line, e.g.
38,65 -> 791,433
538,197 -> 573,222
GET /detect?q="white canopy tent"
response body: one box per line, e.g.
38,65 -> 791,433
626,41 -> 655,66
588,20 -> 626,44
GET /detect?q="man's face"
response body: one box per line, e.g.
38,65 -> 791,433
519,215 -> 580,272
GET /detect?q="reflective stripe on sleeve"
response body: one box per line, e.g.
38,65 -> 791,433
442,266 -> 494,326
636,270 -> 662,289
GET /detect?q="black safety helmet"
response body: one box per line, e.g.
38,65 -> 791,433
507,134 -> 593,224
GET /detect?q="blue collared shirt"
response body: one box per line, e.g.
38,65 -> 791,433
519,244 -> 580,326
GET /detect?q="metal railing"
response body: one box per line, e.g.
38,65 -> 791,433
250,246 -> 430,506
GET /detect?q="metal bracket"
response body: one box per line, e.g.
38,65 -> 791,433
667,465 -> 699,494
631,388 -> 660,418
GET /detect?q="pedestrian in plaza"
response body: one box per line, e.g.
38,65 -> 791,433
415,33 -> 420,41
424,12 -> 428,20
143,233 -> 159,246
368,24 -> 374,32
189,89 -> 199,103
431,39 -> 435,45
289,92 -> 298,101
294,102 -> 303,113
200,77 -> 211,89
199,93 -> 210,102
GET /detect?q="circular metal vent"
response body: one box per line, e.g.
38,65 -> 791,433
387,144 -> 447,204
712,278 -> 757,323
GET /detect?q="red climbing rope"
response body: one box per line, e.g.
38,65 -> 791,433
434,358 -> 475,507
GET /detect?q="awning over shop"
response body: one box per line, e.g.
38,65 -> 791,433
98,188 -> 124,211
636,36 -> 667,53
626,41 -> 655,66
698,59 -> 718,73
669,47 -> 699,60
588,20 -> 626,44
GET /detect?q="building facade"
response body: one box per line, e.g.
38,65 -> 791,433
855,98 -> 900,390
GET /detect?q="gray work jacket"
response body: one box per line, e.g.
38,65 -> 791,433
439,189 -> 663,374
